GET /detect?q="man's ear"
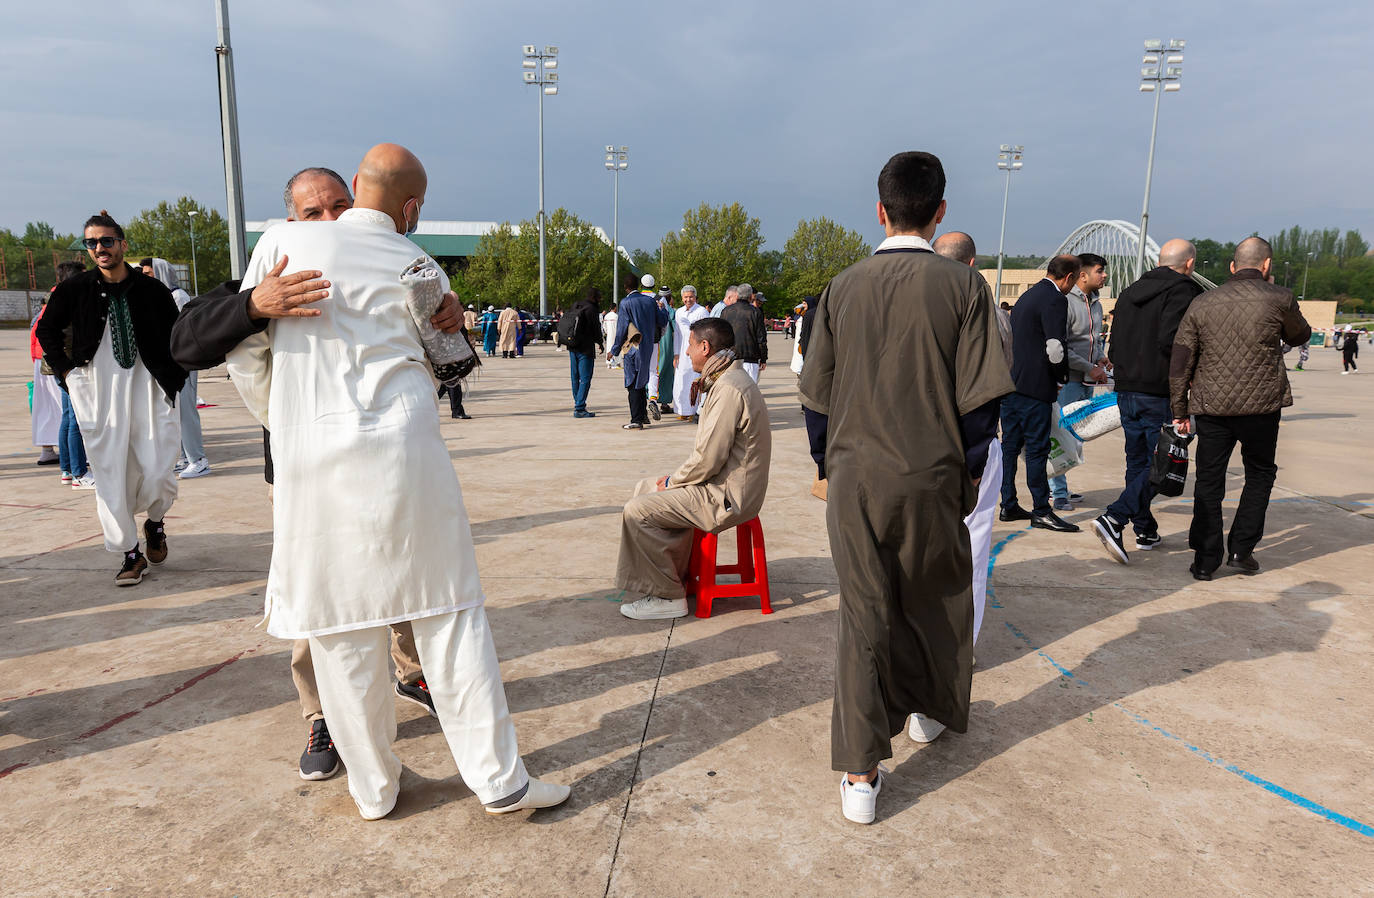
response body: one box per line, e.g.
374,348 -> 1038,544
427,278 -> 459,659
876,200 -> 887,228
1230,260 -> 1238,275
933,199 -> 947,226
351,172 -> 359,195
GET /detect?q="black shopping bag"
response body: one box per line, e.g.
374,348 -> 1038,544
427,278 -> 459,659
1150,425 -> 1193,497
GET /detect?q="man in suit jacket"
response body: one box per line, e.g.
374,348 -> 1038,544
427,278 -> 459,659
615,317 -> 771,620
999,254 -> 1080,532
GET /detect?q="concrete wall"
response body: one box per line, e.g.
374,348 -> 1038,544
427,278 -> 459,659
1,290 -> 42,324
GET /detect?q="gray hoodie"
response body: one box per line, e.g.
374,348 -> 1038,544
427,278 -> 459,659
1065,285 -> 1104,383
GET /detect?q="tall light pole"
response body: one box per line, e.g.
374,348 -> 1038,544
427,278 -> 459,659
993,144 -> 1023,305
1136,38 -> 1185,281
1301,251 -> 1314,299
605,145 -> 628,304
522,44 -> 559,316
214,0 -> 247,278
187,209 -> 201,295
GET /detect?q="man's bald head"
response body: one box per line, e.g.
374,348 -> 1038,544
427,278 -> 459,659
933,231 -> 977,266
1157,238 -> 1196,274
352,143 -> 427,234
1233,236 -> 1273,272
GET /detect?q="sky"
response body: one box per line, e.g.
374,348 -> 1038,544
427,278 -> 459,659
2,0 -> 1370,261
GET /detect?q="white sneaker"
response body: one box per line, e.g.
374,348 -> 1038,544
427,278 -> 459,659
174,457 -> 189,473
1341,370 -> 1350,375
485,777 -> 571,815
179,458 -> 212,479
839,771 -> 883,824
619,596 -> 689,620
72,473 -> 97,490
60,471 -> 73,484
907,713 -> 947,743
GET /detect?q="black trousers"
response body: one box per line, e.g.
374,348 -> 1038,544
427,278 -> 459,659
627,387 -> 649,424
1188,411 -> 1280,571
437,383 -> 465,417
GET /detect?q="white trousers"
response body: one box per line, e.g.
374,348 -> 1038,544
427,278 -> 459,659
31,359 -> 62,446
308,606 -> 527,819
741,362 -> 760,382
965,438 -> 1001,645
647,344 -> 660,400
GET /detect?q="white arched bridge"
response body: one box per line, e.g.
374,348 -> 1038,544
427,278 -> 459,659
1041,219 -> 1217,295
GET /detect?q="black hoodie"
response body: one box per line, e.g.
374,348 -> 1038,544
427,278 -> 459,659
1108,266 -> 1204,397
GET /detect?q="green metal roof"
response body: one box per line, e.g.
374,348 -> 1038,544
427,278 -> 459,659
245,228 -> 484,259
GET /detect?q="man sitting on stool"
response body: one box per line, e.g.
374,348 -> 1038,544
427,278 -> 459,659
615,318 -> 772,620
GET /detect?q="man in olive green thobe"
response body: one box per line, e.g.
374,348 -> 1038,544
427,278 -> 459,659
800,151 -> 1013,824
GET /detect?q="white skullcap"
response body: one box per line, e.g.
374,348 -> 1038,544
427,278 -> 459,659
641,273 -> 656,289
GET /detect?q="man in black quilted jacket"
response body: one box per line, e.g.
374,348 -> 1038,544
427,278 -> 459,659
1168,237 -> 1311,580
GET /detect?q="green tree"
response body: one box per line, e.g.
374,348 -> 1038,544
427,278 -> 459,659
780,216 -> 871,299
22,221 -> 56,245
0,222 -> 82,291
124,197 -> 230,291
464,208 -> 609,311
659,202 -> 765,307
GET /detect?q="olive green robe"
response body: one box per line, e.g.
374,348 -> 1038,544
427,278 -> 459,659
799,244 -> 1014,772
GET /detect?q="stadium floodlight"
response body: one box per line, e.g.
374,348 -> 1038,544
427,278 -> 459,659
1135,37 -> 1186,280
994,144 -> 1025,303
605,145 -> 629,305
522,43 -> 563,315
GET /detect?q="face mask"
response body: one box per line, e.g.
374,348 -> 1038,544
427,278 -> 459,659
403,198 -> 420,236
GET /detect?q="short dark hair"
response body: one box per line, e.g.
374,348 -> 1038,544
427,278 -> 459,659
584,285 -> 602,304
690,317 -> 735,352
623,274 -> 638,291
1046,254 -> 1082,280
84,211 -> 124,240
1234,236 -> 1273,270
139,257 -> 154,268
878,152 -> 945,230
999,301 -> 1012,310
1077,252 -> 1107,271
283,167 -> 350,217
56,261 -> 85,283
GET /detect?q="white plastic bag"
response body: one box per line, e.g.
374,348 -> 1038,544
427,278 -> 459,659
1046,402 -> 1083,478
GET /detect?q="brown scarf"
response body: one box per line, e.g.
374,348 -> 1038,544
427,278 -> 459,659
690,349 -> 737,405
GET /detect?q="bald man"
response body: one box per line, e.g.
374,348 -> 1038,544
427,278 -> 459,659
228,143 -> 569,820
1090,238 -> 1204,565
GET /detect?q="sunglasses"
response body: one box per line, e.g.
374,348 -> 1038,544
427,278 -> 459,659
82,236 -> 120,249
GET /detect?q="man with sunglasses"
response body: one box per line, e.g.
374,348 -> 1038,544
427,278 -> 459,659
37,212 -> 187,586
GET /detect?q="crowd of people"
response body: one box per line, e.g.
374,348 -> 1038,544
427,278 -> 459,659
24,140 -> 1333,828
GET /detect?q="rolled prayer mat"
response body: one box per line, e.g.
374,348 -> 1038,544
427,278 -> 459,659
1060,392 -> 1121,442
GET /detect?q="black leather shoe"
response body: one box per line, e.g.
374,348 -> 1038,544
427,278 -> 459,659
999,505 -> 1033,522
1189,564 -> 1214,581
1226,553 -> 1260,574
1031,511 -> 1081,532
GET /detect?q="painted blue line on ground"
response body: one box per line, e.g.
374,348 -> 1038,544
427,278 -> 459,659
989,533 -> 1372,838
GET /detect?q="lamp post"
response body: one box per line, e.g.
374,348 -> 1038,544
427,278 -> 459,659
605,145 -> 628,305
1284,260 -> 1290,288
214,0 -> 247,278
993,144 -> 1023,305
187,210 -> 200,295
522,44 -> 559,316
1136,38 -> 1185,282
1301,251 -> 1314,299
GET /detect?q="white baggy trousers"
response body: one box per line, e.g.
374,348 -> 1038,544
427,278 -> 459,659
308,606 -> 527,819
966,437 -> 1002,645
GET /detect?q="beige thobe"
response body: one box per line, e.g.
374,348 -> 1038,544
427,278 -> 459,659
615,362 -> 771,598
497,307 -> 519,352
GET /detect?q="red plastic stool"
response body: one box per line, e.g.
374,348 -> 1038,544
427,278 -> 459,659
683,517 -> 772,619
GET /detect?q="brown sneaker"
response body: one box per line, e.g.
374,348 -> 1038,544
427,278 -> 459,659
116,550 -> 148,586
144,519 -> 168,565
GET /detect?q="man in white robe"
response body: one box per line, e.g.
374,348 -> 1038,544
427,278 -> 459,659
671,285 -> 709,418
227,143 -> 568,821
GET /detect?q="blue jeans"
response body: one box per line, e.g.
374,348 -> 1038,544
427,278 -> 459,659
569,350 -> 594,412
1104,391 -> 1172,536
58,390 -> 87,477
1049,380 -> 1092,499
1000,392 -> 1052,515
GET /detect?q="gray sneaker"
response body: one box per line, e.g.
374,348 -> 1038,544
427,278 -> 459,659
299,719 -> 341,781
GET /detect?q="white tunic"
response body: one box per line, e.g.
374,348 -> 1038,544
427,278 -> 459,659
670,303 -> 709,414
228,208 -> 484,639
31,359 -> 62,446
65,320 -> 180,552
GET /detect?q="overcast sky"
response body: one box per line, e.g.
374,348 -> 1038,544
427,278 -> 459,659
3,0 -> 1369,260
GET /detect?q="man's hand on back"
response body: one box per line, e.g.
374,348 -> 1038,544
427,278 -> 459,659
655,475 -> 669,491
248,255 -> 330,320
431,292 -> 461,334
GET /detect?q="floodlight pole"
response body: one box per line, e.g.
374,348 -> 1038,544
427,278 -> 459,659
994,144 -> 1023,304
538,84 -> 546,316
214,0 -> 247,279
605,145 -> 628,305
1136,83 -> 1164,282
1137,38 -> 1185,282
1301,251 -> 1313,299
523,45 -> 559,316
188,210 -> 200,295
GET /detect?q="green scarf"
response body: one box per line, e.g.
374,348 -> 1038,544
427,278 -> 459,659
108,286 -> 137,369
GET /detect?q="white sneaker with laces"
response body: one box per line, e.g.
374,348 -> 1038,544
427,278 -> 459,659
179,457 -> 212,479
907,713 -> 947,743
484,777 -> 572,815
619,596 -> 689,620
840,770 -> 883,824
174,457 -> 189,473
72,473 -> 97,490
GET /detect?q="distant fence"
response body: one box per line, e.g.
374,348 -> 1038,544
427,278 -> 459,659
1,289 -> 42,324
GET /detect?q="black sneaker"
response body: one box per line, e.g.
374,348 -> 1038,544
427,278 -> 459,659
396,677 -> 438,717
299,719 -> 340,781
144,519 -> 168,565
648,402 -> 662,421
1135,532 -> 1163,551
115,549 -> 148,587
1226,553 -> 1261,574
1092,514 -> 1129,564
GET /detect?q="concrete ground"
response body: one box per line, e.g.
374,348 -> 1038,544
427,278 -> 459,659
2,330 -> 1370,897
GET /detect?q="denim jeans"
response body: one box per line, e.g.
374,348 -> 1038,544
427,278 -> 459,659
1049,380 -> 1092,499
569,350 -> 594,412
58,390 -> 87,477
1104,391 -> 1171,536
1188,412 -> 1280,572
999,392 -> 1052,515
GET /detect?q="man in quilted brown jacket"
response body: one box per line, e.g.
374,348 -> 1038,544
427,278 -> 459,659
1168,237 -> 1311,580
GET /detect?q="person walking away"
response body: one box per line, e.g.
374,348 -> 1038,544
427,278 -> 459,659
497,303 -> 519,358
48,262 -> 93,488
1048,253 -> 1109,511
1170,237 -> 1311,580
564,285 -> 605,417
609,274 -> 669,429
1341,325 -> 1359,373
1091,239 -> 1203,564
602,303 -> 620,368
480,305 -> 498,356
720,282 -> 768,381
29,291 -> 64,468
148,258 -> 212,479
37,212 -> 186,586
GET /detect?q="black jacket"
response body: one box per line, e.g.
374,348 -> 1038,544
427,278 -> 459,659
169,280 -> 264,370
564,298 -> 605,354
1108,266 -> 1204,397
36,265 -> 187,402
719,301 -> 768,363
1008,278 -> 1069,403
